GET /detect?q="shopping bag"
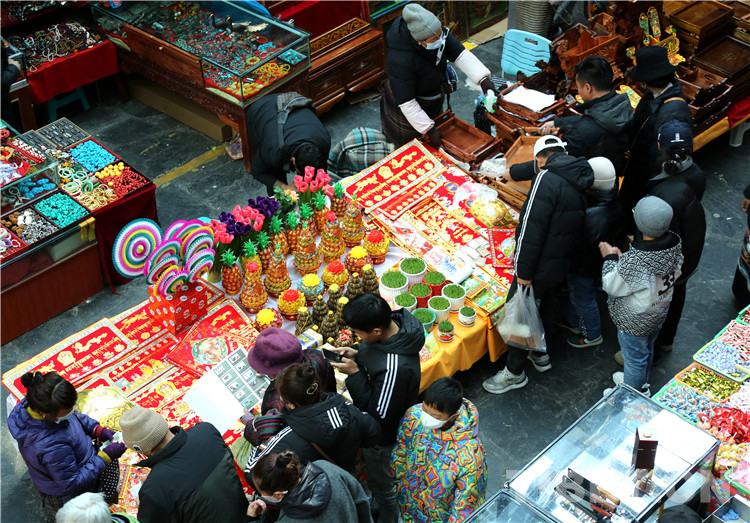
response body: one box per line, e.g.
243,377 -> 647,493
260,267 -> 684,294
495,286 -> 547,352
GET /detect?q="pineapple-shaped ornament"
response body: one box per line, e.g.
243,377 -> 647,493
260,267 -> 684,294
256,231 -> 273,274
221,250 -> 243,296
269,216 -> 289,256
312,192 -> 329,234
293,226 -> 323,276
361,264 -> 379,296
299,202 -> 317,238
286,212 -> 302,254
327,284 -> 343,312
240,239 -> 262,275
319,212 -> 345,263
335,296 -> 350,331
239,261 -> 267,313
330,182 -> 348,218
320,311 -> 339,342
345,272 -> 364,301
341,195 -> 365,248
312,295 -> 328,327
263,245 -> 292,298
295,306 -> 314,337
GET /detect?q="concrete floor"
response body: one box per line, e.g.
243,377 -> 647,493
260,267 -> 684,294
2,35 -> 749,522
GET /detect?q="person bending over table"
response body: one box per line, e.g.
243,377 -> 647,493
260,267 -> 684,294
380,4 -> 496,148
246,92 -> 331,195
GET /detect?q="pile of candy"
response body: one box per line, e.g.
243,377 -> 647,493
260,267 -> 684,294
95,162 -> 149,197
655,382 -> 720,424
716,442 -> 749,474
1,208 -> 58,244
695,341 -> 750,380
69,140 -> 116,172
725,383 -> 750,414
717,321 -> 750,351
727,459 -> 750,493
35,193 -> 89,228
699,408 -> 750,443
679,365 -> 741,401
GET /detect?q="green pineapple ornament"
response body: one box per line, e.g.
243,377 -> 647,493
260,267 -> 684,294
286,212 -> 301,254
331,182 -> 348,218
256,231 -> 273,274
270,216 -> 289,256
221,250 -> 242,296
341,195 -> 365,248
312,192 -> 329,234
241,239 -> 262,274
299,202 -> 317,237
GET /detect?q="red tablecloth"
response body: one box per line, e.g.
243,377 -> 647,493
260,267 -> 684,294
729,95 -> 750,128
93,182 -> 159,292
27,40 -> 118,104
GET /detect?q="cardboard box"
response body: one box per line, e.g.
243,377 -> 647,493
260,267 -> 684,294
126,76 -> 232,142
148,281 -> 210,335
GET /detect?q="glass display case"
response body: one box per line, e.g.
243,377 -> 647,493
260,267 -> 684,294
481,385 -> 718,523
91,1 -> 310,106
467,489 -> 556,523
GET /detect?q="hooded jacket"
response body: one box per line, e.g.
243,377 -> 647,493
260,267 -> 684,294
8,400 -> 105,497
554,90 -> 633,175
246,93 -> 331,193
620,81 -> 692,211
244,393 -> 380,477
509,152 -> 594,283
275,461 -> 372,522
602,232 -> 684,337
392,400 -> 487,523
571,188 -> 626,278
135,423 -> 248,523
346,309 -> 425,446
647,161 -> 706,282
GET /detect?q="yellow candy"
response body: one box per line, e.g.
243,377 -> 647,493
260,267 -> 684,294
108,182 -> 114,186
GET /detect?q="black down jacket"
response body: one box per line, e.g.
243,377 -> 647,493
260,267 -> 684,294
246,93 -> 331,194
646,161 -> 707,282
244,392 -> 380,478
553,90 -> 633,175
509,152 -> 594,283
385,16 -> 464,105
620,80 -> 692,212
571,187 -> 626,278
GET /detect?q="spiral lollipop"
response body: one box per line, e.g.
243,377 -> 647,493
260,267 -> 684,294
155,265 -> 180,296
162,220 -> 187,240
144,238 -> 181,276
147,254 -> 180,284
112,219 -> 162,278
184,233 -> 214,261
186,250 -> 214,282
178,222 -> 211,257
167,269 -> 189,294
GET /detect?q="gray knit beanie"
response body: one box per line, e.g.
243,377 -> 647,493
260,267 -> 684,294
402,4 -> 441,41
634,196 -> 673,238
120,406 -> 169,453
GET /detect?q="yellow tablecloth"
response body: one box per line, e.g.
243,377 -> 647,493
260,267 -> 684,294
420,310 -> 506,391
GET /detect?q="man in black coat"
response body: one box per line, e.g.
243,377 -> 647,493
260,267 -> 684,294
645,120 -> 705,353
246,92 -> 331,195
483,136 -> 594,395
733,183 -> 750,307
540,56 -> 632,175
620,46 -> 692,222
380,4 -> 495,148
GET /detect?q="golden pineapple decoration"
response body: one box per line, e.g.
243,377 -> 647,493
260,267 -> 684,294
221,250 -> 242,296
239,261 -> 267,313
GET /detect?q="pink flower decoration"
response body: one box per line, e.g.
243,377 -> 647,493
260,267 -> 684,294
298,181 -> 309,192
253,219 -> 263,232
294,174 -> 303,185
304,166 -> 315,182
310,179 -> 319,191
325,185 -> 335,197
316,169 -> 330,186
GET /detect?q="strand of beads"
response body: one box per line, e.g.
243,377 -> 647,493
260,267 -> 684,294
35,192 -> 89,228
69,140 -> 116,172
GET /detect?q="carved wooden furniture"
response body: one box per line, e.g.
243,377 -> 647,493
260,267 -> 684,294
552,23 -> 621,80
694,36 -> 750,103
669,1 -> 735,56
432,111 -> 503,171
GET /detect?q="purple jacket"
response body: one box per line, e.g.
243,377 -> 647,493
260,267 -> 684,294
7,399 -> 105,496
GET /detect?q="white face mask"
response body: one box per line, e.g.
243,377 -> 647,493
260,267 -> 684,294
55,409 -> 76,424
423,33 -> 445,50
421,410 -> 447,430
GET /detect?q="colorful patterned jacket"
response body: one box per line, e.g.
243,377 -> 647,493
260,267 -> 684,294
391,399 -> 487,523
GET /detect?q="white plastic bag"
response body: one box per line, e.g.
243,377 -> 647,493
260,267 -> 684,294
478,157 -> 506,179
496,286 -> 547,352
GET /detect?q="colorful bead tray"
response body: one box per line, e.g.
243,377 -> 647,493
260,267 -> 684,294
1,206 -> 60,246
36,118 -> 90,149
0,225 -> 28,262
67,139 -> 118,172
34,192 -> 90,228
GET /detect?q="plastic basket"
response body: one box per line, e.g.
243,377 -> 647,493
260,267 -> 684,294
714,319 -> 750,351
675,363 -> 741,402
739,304 -> 750,324
652,379 -> 720,425
694,340 -> 750,383
726,464 -> 750,499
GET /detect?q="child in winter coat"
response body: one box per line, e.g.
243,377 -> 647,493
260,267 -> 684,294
599,196 -> 683,395
392,377 -> 487,523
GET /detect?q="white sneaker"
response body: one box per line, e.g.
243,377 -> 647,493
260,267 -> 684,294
528,352 -> 551,373
482,368 -> 529,395
612,371 -> 624,385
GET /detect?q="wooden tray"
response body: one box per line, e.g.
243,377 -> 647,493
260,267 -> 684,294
677,65 -> 728,106
433,111 -> 503,170
501,135 -> 534,196
693,36 -> 750,81
730,1 -> 750,32
496,83 -> 566,123
669,1 -> 734,36
689,85 -> 731,122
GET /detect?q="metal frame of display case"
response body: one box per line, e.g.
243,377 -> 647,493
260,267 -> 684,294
91,1 -> 312,171
500,384 -> 718,523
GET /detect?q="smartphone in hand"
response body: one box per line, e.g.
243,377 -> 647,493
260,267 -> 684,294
322,348 -> 342,363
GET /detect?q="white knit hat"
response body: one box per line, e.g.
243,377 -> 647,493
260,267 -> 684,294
402,4 -> 441,41
588,157 -> 616,190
